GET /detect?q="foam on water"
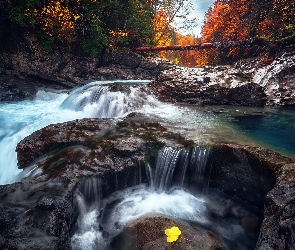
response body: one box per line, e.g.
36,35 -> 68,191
71,146 -> 258,250
102,187 -> 206,228
71,195 -> 106,250
0,80 -> 217,184
0,80 -> 159,184
71,184 -> 258,250
71,185 -> 207,250
0,91 -> 79,184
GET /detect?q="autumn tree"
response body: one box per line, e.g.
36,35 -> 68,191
150,0 -> 197,60
255,0 -> 295,40
201,0 -> 250,43
1,0 -> 154,57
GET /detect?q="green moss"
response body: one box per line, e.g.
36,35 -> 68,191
177,135 -> 195,150
139,131 -> 158,142
144,142 -> 164,167
40,148 -> 85,177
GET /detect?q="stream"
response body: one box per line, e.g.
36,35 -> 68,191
0,80 -> 294,185
0,80 -> 294,249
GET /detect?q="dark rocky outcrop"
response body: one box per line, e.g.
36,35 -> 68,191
2,114 -> 191,250
0,28 -> 172,102
255,163 -> 295,250
0,114 -> 294,249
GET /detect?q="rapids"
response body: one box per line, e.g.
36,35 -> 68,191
0,80 -> 295,184
0,80 -> 294,249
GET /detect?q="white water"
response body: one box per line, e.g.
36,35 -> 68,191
71,146 -> 210,250
0,81 -> 154,184
0,91 -> 78,184
71,147 -> 256,250
0,80 -> 217,185
72,186 -> 207,250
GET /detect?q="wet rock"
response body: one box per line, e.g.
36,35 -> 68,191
1,115 -> 295,249
206,144 -> 293,208
0,28 -> 171,102
111,216 -> 229,250
149,53 -> 295,106
15,114 -> 191,173
37,195 -> 57,211
256,163 -> 295,250
0,177 -> 77,250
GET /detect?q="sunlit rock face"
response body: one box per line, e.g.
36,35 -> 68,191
149,52 -> 295,106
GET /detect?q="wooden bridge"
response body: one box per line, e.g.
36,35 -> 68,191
134,39 -> 288,52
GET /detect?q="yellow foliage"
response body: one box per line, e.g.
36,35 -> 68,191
165,226 -> 181,243
32,0 -> 80,40
109,29 -> 129,37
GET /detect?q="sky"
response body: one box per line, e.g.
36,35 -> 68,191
174,0 -> 215,37
192,0 -> 215,36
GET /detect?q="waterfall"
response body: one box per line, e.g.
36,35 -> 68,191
0,80 -> 156,185
72,177 -> 106,250
80,177 -> 103,206
189,146 -> 211,189
70,146 -> 260,250
148,146 -> 210,192
60,80 -> 151,118
150,147 -> 180,192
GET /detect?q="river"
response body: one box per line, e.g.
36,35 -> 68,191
0,80 -> 294,185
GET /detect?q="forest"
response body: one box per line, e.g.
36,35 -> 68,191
1,0 -> 294,65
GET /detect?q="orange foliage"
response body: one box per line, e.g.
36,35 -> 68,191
189,0 -> 252,64
152,9 -> 173,58
32,0 -> 80,41
201,0 -> 250,43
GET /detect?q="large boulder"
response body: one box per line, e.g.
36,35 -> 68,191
149,53 -> 295,106
149,65 -> 267,106
111,216 -> 229,250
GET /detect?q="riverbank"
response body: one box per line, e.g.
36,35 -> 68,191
1,30 -> 295,106
149,52 -> 295,106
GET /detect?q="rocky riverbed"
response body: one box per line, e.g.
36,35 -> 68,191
1,24 -> 295,250
1,27 -> 295,106
0,113 -> 294,249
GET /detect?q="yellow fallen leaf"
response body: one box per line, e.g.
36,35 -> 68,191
165,226 -> 181,243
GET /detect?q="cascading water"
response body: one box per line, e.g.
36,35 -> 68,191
1,79 -> 293,249
71,177 -> 105,249
60,80 -> 151,118
0,80 -> 165,184
0,79 -> 220,185
150,147 -> 180,192
148,146 -> 210,191
71,146 -> 259,250
1,80 -> 294,185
